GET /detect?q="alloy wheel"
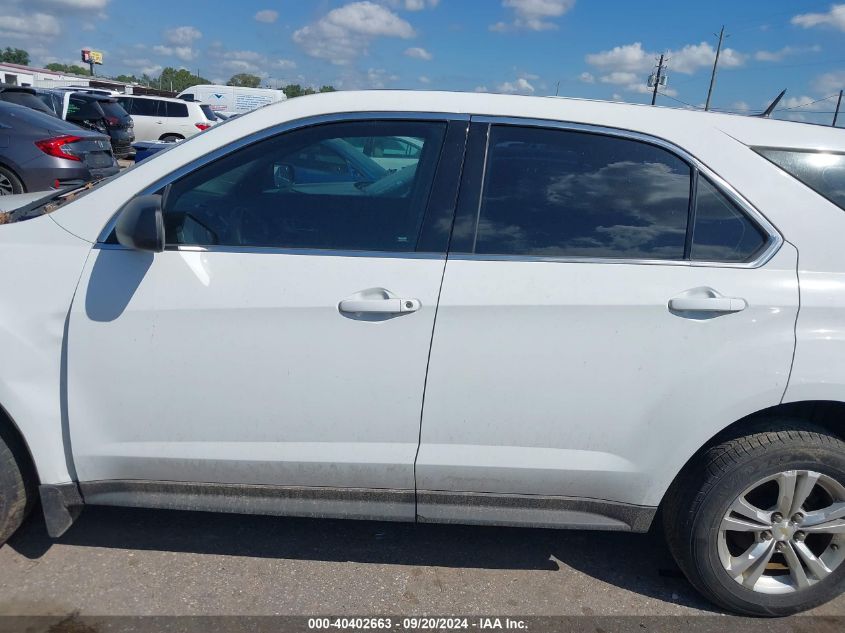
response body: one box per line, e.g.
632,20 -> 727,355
718,470 -> 845,594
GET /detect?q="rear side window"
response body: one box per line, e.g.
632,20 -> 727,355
0,91 -> 56,116
165,101 -> 188,117
474,125 -> 692,259
691,177 -> 767,262
755,148 -> 845,211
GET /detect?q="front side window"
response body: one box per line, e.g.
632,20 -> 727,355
475,125 -> 692,259
755,148 -> 845,212
162,120 -> 446,252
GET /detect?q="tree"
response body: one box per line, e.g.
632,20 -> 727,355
227,73 -> 261,88
45,62 -> 90,76
155,67 -> 209,93
0,47 -> 29,65
281,84 -> 336,98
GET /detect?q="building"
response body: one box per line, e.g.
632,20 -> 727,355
0,62 -> 175,97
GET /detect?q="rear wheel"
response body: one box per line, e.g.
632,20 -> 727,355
0,166 -> 23,196
0,431 -> 31,545
664,421 -> 845,616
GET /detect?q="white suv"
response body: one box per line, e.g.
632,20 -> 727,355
115,94 -> 215,142
1,91 -> 845,617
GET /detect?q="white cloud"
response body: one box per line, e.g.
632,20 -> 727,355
404,46 -> 432,60
273,59 -> 297,70
578,71 -> 595,83
792,4 -> 845,31
385,0 -> 440,9
0,12 -> 60,39
153,45 -> 197,62
754,45 -> 821,62
474,85 -> 488,92
497,76 -> 535,94
366,67 -> 400,88
121,58 -> 162,76
293,1 -> 415,65
163,25 -> 202,45
419,75 -> 431,84
491,0 -> 576,31
586,40 -> 745,78
254,9 -> 278,23
814,70 -> 845,94
33,0 -> 109,8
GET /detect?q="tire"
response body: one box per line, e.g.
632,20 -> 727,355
664,420 -> 845,616
0,165 -> 24,196
0,429 -> 31,545
159,134 -> 183,143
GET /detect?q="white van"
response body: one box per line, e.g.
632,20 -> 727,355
177,85 -> 285,115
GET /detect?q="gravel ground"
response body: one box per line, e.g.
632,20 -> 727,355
0,505 -> 844,620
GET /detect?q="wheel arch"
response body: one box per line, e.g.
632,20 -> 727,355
660,400 -> 845,509
0,402 -> 39,489
158,133 -> 185,141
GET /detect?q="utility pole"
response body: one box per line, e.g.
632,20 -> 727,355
651,54 -> 665,106
555,80 -> 560,96
834,90 -> 843,127
705,25 -> 725,111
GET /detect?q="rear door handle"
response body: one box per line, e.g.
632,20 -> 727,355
668,296 -> 747,312
339,298 -> 421,314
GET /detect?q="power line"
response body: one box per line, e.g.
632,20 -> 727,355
777,94 -> 838,111
657,91 -> 702,109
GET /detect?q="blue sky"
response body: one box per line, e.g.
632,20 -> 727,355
3,0 -> 845,122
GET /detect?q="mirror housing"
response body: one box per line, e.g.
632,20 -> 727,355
114,194 -> 165,252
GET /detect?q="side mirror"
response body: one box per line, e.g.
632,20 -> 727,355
114,194 -> 165,252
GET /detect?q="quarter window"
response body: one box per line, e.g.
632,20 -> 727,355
691,177 -> 767,262
162,120 -> 446,252
474,125 -> 692,259
755,148 -> 845,212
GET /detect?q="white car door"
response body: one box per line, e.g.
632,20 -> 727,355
416,120 -> 798,526
67,116 -> 467,518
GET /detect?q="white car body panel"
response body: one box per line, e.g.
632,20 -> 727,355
176,85 -> 286,115
0,214 -> 91,484
0,89 -> 840,515
67,248 -> 444,502
417,244 -> 798,507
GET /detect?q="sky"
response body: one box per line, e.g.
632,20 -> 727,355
2,0 -> 845,123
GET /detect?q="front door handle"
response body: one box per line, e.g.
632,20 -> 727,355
339,298 -> 421,314
668,296 -> 747,313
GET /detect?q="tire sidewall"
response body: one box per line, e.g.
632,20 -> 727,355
0,166 -> 23,196
691,443 -> 845,616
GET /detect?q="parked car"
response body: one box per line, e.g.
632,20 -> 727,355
31,90 -> 135,159
2,91 -> 845,617
115,94 -> 215,142
0,100 -> 117,195
177,84 -> 285,115
0,84 -> 57,117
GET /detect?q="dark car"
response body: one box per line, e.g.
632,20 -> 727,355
0,85 -> 57,117
66,94 -> 135,159
0,101 -> 118,195
33,90 -> 135,160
